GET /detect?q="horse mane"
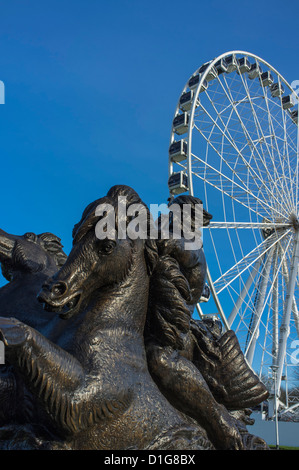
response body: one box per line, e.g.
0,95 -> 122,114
38,233 -> 67,268
72,196 -> 112,244
145,194 -> 210,350
144,251 -> 192,350
72,185 -> 152,243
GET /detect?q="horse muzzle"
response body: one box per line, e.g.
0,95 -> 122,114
37,282 -> 82,319
0,229 -> 17,262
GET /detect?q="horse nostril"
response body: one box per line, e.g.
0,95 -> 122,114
51,282 -> 67,297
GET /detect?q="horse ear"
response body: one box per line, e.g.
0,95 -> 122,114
144,239 -> 159,276
54,251 -> 68,268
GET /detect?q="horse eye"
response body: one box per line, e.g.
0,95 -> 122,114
100,241 -> 116,254
24,232 -> 36,241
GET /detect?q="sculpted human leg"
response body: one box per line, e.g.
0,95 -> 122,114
146,342 -> 244,450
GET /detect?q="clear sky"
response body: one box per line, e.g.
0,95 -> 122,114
0,0 -> 298,278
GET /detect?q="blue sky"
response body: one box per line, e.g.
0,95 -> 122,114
0,0 -> 298,281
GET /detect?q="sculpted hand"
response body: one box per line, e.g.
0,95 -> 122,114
213,407 -> 244,450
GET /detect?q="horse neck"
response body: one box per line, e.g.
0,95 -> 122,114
10,259 -> 58,282
0,268 -> 59,329
83,247 -> 150,338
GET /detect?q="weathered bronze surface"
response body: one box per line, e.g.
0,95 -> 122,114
0,185 -> 269,450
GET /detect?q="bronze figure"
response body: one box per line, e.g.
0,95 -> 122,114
145,194 -> 268,449
0,185 -> 269,450
0,230 -> 67,433
0,229 -> 67,328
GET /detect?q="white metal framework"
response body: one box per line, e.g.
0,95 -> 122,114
168,51 -> 299,419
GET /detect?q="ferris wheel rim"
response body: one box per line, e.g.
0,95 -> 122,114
169,51 -> 299,217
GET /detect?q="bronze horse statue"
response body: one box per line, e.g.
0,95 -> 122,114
0,186 -> 268,450
0,229 -> 67,329
0,230 -> 67,429
0,186 -> 214,450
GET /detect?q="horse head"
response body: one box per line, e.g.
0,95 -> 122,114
0,229 -> 67,282
38,185 -> 157,322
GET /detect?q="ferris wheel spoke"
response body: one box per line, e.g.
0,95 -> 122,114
213,229 -> 291,294
245,246 -> 275,364
222,69 -> 296,215
238,73 -> 289,190
258,79 -> 297,211
280,249 -> 299,337
227,256 -> 263,327
260,305 -> 273,379
219,75 -> 278,172
277,85 -> 297,209
191,150 -> 286,220
193,96 -> 287,217
296,118 -> 299,208
207,221 -> 292,229
214,74 -> 288,211
271,247 -> 280,365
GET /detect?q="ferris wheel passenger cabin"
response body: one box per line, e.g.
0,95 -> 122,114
270,82 -> 285,97
169,140 -> 188,163
198,63 -> 218,82
248,63 -> 263,79
282,95 -> 296,109
260,71 -> 274,87
168,171 -> 189,195
225,54 -> 238,73
214,58 -> 228,75
172,113 -> 189,135
237,57 -> 251,74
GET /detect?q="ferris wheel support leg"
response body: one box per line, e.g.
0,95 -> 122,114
275,229 -> 299,400
227,258 -> 262,328
267,253 -> 280,420
271,249 -> 279,367
195,303 -> 204,320
281,256 -> 299,338
206,265 -> 230,331
245,251 -> 273,366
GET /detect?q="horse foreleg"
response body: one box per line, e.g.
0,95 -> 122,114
0,317 -> 85,434
0,317 -> 131,439
0,365 -> 17,424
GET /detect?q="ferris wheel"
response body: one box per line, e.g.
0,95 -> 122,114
168,51 -> 299,418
